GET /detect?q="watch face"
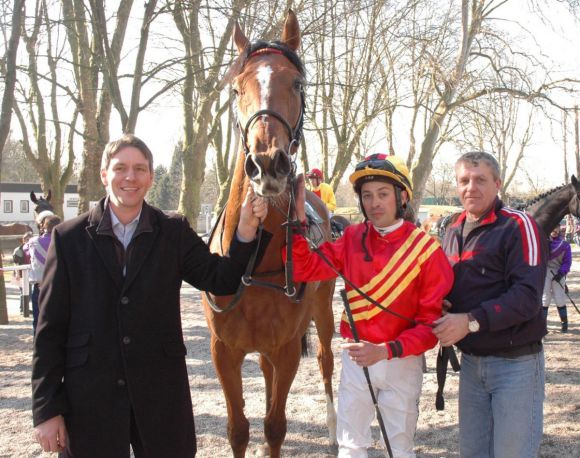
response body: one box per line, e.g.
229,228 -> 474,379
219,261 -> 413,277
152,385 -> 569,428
469,319 -> 480,332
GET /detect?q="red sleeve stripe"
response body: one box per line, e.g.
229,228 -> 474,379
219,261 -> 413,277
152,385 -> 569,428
500,208 -> 540,266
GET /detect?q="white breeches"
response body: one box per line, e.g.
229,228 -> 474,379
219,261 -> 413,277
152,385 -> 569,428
337,350 -> 423,458
542,275 -> 567,307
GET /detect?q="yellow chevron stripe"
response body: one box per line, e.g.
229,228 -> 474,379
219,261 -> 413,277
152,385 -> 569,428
347,230 -> 435,310
343,239 -> 440,322
346,228 -> 424,302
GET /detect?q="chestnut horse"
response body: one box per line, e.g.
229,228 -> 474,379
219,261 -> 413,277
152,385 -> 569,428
0,222 -> 33,236
201,11 -> 336,457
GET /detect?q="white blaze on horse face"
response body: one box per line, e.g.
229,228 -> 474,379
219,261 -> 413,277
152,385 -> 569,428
256,65 -> 273,110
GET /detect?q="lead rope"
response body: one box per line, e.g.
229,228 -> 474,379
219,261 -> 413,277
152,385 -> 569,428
339,289 -> 394,458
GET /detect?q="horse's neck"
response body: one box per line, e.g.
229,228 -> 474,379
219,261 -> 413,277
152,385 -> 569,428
527,186 -> 571,235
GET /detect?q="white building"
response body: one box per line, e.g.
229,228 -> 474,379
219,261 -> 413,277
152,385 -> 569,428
0,182 -> 79,225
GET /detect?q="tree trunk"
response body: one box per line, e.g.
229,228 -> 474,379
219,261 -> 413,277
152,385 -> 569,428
0,0 -> 25,324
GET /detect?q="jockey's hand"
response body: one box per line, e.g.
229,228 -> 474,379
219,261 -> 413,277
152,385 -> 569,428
294,173 -> 306,223
552,272 -> 564,283
433,313 -> 470,347
34,415 -> 67,453
341,338 -> 389,366
237,186 -> 268,242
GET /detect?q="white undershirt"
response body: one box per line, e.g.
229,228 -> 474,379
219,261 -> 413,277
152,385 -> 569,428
373,218 -> 404,236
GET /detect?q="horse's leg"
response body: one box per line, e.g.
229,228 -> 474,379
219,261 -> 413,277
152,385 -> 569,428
211,335 -> 249,457
258,354 -> 274,456
263,338 -> 302,458
311,280 -> 337,446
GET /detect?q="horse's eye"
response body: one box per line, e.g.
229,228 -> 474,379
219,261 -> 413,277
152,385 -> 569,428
294,80 -> 303,92
232,88 -> 239,97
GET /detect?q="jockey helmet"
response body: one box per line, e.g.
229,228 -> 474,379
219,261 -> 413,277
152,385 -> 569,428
349,154 -> 413,199
307,168 -> 323,179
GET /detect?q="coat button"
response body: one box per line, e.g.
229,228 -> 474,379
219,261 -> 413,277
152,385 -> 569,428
117,379 -> 126,387
122,336 -> 131,345
120,296 -> 129,305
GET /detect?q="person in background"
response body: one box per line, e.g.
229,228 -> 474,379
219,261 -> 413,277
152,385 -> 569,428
306,168 -> 337,215
290,154 -> 453,457
542,226 -> 572,332
28,215 -> 61,335
32,134 -> 268,457
434,151 -> 547,458
13,231 -> 32,313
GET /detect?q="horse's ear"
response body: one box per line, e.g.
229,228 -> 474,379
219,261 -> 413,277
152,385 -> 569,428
572,175 -> 578,186
281,9 -> 300,51
46,189 -> 52,202
233,22 -> 249,55
30,191 -> 38,203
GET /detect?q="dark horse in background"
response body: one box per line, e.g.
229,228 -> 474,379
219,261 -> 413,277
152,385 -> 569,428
30,190 -> 54,231
521,175 -> 580,236
201,11 -> 336,457
0,190 -> 51,237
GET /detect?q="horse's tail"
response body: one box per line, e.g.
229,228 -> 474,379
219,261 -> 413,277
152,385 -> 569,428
301,326 -> 310,357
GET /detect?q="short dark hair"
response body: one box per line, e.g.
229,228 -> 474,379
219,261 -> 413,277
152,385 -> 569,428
456,151 -> 500,181
101,134 -> 154,172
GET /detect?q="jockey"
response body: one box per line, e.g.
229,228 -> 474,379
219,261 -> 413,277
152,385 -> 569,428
306,168 -> 337,214
542,226 -> 572,332
289,154 -> 454,458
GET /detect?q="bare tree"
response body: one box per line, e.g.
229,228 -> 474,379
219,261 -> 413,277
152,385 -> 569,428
170,0 -> 254,223
0,0 -> 25,324
11,0 -> 76,217
452,94 -> 536,200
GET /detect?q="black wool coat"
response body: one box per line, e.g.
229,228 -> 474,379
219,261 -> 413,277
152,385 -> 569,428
32,199 -> 263,457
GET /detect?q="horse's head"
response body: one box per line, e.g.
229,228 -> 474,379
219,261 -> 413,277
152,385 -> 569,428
30,190 -> 55,225
568,175 -> 580,218
230,10 -> 305,197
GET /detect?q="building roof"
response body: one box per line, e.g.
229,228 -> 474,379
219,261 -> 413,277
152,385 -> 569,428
0,182 -> 78,193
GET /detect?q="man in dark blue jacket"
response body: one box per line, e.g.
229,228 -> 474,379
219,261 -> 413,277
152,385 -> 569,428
433,151 -> 547,458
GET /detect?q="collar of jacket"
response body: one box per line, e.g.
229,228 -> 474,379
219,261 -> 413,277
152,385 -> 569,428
450,197 -> 503,229
89,196 -> 155,239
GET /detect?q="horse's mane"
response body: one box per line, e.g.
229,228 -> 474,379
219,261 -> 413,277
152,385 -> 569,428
223,40 -> 306,85
518,183 -> 568,210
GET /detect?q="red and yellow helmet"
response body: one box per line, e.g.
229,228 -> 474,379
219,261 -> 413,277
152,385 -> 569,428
349,154 -> 413,199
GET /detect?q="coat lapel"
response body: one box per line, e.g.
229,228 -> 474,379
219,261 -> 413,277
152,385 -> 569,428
85,200 -> 124,290
122,203 -> 159,293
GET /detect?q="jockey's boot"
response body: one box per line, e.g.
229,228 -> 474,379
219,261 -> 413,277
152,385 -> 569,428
557,306 -> 568,332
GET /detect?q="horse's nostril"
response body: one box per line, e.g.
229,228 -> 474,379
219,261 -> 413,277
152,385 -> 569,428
244,154 -> 260,180
273,149 -> 291,177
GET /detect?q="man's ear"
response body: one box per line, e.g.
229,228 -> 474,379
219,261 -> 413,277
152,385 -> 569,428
100,169 -> 108,186
401,190 -> 409,204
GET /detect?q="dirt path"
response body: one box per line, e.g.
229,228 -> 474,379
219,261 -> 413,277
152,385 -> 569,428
1,252 -> 579,457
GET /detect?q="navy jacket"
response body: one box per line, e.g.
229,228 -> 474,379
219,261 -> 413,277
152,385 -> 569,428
442,199 -> 547,355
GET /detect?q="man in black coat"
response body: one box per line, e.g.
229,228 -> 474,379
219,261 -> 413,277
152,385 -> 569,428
32,134 -> 268,457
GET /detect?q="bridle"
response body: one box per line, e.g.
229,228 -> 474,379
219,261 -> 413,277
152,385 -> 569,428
204,45 -> 307,314
236,46 -> 305,158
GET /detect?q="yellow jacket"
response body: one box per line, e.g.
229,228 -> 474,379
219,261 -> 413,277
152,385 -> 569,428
310,182 -> 336,212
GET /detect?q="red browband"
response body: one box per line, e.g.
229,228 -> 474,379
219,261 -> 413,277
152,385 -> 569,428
249,48 -> 284,59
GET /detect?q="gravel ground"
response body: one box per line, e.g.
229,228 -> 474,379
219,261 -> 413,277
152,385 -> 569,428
1,252 -> 579,457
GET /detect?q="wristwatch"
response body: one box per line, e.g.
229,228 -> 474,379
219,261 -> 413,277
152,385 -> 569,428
467,313 -> 480,333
